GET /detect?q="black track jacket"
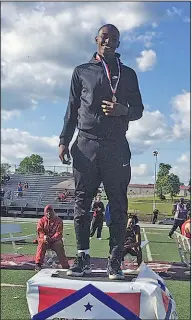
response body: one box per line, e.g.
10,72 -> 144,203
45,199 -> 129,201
59,53 -> 144,146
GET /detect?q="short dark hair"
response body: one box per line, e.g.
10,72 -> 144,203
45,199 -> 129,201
129,214 -> 139,224
98,24 -> 120,35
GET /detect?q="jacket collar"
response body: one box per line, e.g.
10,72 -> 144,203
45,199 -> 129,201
89,52 -> 121,64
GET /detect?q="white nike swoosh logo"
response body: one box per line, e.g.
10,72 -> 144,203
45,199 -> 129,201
123,163 -> 129,167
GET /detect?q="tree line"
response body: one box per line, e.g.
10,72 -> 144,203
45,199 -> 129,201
156,163 -> 190,200
1,154 -> 68,177
1,156 -> 191,197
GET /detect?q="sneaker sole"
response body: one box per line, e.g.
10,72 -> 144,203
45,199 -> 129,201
66,270 -> 84,277
108,274 -> 125,280
84,268 -> 92,275
66,268 -> 92,277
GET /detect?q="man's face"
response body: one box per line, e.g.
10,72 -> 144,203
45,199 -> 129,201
46,209 -> 54,219
127,218 -> 134,228
96,26 -> 120,57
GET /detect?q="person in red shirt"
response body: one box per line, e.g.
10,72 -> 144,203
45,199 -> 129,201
35,204 -> 69,271
181,218 -> 191,239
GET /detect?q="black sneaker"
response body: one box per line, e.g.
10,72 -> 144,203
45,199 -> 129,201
66,253 -> 91,277
107,257 -> 125,280
35,263 -> 42,272
168,235 -> 173,239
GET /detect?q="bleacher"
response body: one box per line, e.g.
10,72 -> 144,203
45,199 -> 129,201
1,173 -> 75,217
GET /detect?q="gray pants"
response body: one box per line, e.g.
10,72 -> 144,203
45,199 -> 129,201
71,132 -> 131,259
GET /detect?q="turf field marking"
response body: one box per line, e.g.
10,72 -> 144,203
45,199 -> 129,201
142,228 -> 153,261
1,283 -> 25,288
145,232 -> 162,235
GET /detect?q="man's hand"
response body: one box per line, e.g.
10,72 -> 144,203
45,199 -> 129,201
43,235 -> 49,244
43,235 -> 51,244
102,100 -> 128,117
59,144 -> 69,163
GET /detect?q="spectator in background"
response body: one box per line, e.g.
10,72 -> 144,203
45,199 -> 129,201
56,192 -> 66,202
122,215 -> 142,267
0,187 -> 5,205
168,198 -> 188,239
186,200 -> 191,216
24,182 -> 29,190
90,195 -> 105,239
105,203 -> 111,228
5,174 -> 10,182
64,189 -> 69,197
17,183 -> 23,197
6,190 -> 11,200
35,204 -> 69,271
152,208 -> 159,224
172,200 -> 179,215
181,217 -> 191,239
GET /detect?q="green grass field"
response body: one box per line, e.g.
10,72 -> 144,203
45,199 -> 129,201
1,221 -> 191,320
101,195 -> 190,221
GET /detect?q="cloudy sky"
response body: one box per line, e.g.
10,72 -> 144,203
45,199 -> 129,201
1,1 -> 190,184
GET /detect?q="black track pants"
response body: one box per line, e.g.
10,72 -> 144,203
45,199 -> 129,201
169,219 -> 185,237
71,133 -> 131,258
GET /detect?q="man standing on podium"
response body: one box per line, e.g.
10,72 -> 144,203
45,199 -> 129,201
59,24 -> 144,280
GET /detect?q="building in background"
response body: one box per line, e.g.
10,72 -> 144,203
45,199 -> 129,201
128,184 -> 190,197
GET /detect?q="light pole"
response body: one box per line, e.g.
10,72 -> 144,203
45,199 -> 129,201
153,151 -> 158,211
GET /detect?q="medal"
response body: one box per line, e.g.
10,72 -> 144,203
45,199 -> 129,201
96,54 -> 120,103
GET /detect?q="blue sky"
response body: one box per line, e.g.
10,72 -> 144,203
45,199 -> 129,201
1,1 -> 190,184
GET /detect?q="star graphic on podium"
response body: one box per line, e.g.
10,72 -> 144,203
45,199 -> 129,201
84,302 -> 93,312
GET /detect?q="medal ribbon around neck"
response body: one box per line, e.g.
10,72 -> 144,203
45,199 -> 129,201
96,54 -> 121,103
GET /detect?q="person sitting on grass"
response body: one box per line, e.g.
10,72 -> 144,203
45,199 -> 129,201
35,204 -> 69,271
122,215 -> 142,268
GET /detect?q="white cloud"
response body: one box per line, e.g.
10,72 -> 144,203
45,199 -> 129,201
166,7 -> 182,17
1,2 -> 151,112
131,164 -> 148,176
170,165 -> 190,185
171,91 -> 190,139
40,116 -> 46,121
171,152 -> 190,184
123,31 -> 160,48
183,16 -> 190,23
152,22 -> 158,28
0,128 -> 151,182
166,6 -> 190,24
136,50 -> 157,72
1,128 -> 58,165
177,153 -> 189,163
126,109 -> 171,154
2,110 -> 21,120
137,32 -> 158,48
1,126 -> 189,184
1,128 -> 79,169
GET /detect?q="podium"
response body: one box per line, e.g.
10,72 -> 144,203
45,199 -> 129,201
26,263 -> 178,320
